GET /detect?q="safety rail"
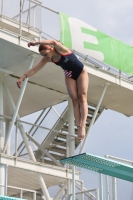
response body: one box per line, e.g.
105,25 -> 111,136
75,181 -> 99,200
0,183 -> 40,200
6,184 -> 98,200
0,0 -> 43,30
106,155 -> 133,165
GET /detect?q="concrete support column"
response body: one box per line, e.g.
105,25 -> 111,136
0,72 -> 5,195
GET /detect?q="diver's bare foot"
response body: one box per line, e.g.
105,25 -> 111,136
77,125 -> 86,142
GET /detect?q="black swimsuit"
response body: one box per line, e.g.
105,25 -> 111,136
51,50 -> 84,80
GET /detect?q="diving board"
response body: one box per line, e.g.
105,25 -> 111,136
60,153 -> 133,182
0,196 -> 26,200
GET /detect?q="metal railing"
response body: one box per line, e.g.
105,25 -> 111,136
106,155 -> 133,166
0,0 -> 42,30
73,50 -> 133,83
105,155 -> 133,200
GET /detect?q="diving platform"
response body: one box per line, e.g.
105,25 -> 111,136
60,153 -> 133,182
0,4 -> 132,117
2,37 -> 133,118
0,195 -> 25,200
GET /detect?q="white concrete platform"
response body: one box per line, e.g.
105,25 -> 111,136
1,37 -> 133,117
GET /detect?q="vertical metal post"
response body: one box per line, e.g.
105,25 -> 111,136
33,7 -> 35,29
3,55 -> 35,153
113,177 -> 117,200
66,102 -> 70,198
67,178 -> 71,199
80,84 -> 108,153
15,119 -> 18,156
68,98 -> 75,200
105,154 -> 109,200
29,1 -> 31,27
66,133 -> 70,198
105,175 -> 109,200
22,0 -> 25,11
104,155 -> 110,200
5,119 -> 10,155
0,164 -> 4,195
68,98 -> 75,156
96,189 -> 99,200
66,134 -> 69,158
20,189 -> 23,198
1,0 -> 3,16
33,191 -> 36,200
72,166 -> 75,200
0,72 -> 4,153
81,181 -> 84,200
99,174 -> 103,200
42,151 -> 44,163
26,1 -> 29,25
4,164 -> 8,196
19,0 -> 22,45
0,72 -> 5,195
119,70 -> 121,78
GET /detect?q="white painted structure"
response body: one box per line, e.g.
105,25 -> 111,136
0,0 -> 133,199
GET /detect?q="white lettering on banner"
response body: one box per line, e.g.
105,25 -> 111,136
68,17 -> 104,61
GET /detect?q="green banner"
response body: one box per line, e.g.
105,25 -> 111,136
59,13 -> 72,48
59,13 -> 133,76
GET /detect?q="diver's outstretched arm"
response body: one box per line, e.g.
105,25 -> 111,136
16,57 -> 49,88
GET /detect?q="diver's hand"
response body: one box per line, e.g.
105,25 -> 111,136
16,78 -> 23,89
28,41 -> 39,47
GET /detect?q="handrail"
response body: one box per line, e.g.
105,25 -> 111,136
106,155 -> 133,165
12,5 -> 37,20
